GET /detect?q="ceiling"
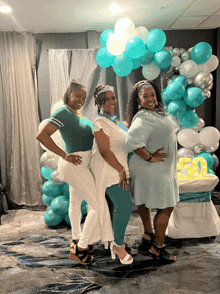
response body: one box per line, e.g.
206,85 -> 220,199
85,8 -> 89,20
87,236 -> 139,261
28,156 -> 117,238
0,0 -> 220,33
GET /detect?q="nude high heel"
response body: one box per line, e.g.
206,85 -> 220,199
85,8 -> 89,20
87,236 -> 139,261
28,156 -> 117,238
110,241 -> 133,265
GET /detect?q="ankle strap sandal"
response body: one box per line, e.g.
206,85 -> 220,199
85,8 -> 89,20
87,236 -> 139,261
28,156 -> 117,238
150,243 -> 176,263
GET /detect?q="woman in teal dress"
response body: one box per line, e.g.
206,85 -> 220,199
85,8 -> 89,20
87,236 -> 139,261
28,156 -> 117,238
125,80 -> 179,263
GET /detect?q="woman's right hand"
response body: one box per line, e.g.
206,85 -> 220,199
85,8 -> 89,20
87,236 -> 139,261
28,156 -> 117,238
118,170 -> 128,190
150,148 -> 168,163
65,154 -> 82,165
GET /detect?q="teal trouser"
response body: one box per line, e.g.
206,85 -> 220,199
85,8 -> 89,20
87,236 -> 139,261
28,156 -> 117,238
106,184 -> 133,246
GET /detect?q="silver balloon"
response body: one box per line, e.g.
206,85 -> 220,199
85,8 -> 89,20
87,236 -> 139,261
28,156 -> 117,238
50,169 -> 65,185
192,118 -> 205,132
40,152 -> 59,169
202,88 -> 211,99
212,154 -> 219,170
180,48 -> 186,54
207,83 -> 213,90
187,77 -> 194,85
193,71 -> 213,89
173,65 -> 180,73
177,147 -> 195,159
172,47 -> 181,57
181,51 -> 191,62
204,146 -> 215,154
193,144 -> 204,154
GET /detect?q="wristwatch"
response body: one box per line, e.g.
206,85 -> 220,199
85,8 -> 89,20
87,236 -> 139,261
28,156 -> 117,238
146,154 -> 152,161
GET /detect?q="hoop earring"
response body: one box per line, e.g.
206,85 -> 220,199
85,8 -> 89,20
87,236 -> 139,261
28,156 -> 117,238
138,104 -> 142,110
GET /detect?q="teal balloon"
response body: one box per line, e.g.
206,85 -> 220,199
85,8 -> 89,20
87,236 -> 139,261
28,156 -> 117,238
174,76 -> 188,88
183,87 -> 205,108
112,53 -> 133,77
64,212 -> 71,225
125,37 -> 145,59
51,195 -> 69,215
139,48 -> 154,65
154,49 -> 172,69
146,29 -> 166,53
163,103 -> 168,111
161,89 -> 171,104
197,152 -> 215,169
208,169 -> 215,175
41,167 -> 53,180
61,183 -> 69,197
168,100 -> 186,117
42,194 -> 56,206
100,29 -> 115,47
191,42 -> 212,64
161,65 -> 171,73
81,204 -> 88,215
186,105 -> 195,111
132,58 -> 142,70
42,180 -> 61,197
81,199 -> 87,208
166,81 -> 185,100
96,47 -> 115,68
44,208 -> 63,227
180,111 -> 198,129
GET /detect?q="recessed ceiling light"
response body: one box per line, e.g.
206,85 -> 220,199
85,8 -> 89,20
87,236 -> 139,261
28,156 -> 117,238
0,5 -> 12,13
108,4 -> 122,14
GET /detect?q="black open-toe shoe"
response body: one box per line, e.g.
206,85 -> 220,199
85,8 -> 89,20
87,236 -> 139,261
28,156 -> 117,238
138,232 -> 154,252
149,243 -> 176,264
70,244 -> 93,265
71,240 -> 95,254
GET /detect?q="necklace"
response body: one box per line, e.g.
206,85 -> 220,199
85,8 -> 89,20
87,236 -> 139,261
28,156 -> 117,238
65,104 -> 78,115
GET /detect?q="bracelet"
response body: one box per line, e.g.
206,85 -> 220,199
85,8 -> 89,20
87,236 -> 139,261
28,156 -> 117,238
146,154 -> 152,161
118,168 -> 125,174
64,153 -> 69,160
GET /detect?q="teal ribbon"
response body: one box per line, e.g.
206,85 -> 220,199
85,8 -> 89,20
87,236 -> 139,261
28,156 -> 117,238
98,111 -> 133,161
179,191 -> 212,203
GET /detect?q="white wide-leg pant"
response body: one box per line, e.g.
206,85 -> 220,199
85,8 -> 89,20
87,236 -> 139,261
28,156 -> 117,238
58,150 -> 99,248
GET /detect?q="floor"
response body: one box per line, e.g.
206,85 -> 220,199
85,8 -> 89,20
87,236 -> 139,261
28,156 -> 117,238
0,194 -> 220,294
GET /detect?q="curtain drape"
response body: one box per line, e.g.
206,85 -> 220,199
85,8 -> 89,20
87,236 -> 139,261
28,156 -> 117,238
48,49 -> 70,107
0,31 -> 43,206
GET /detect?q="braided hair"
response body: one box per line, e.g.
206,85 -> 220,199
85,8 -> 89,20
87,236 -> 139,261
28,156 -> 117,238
93,85 -> 111,114
125,80 -> 166,127
63,80 -> 86,105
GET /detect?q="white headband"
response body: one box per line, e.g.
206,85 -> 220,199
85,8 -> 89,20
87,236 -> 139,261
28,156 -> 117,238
97,86 -> 114,96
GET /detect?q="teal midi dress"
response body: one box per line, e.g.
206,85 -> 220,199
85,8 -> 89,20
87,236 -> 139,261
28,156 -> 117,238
125,109 -> 179,209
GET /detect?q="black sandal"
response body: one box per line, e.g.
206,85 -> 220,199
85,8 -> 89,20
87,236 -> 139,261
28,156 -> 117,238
70,240 -> 95,254
149,243 -> 176,263
138,231 -> 154,252
70,244 -> 93,265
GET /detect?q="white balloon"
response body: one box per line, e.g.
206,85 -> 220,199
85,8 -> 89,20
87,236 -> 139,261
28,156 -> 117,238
106,32 -> 126,56
177,129 -> 200,148
179,60 -> 198,78
51,100 -> 64,114
204,55 -> 219,72
135,26 -> 149,44
142,62 -> 161,80
114,17 -> 135,35
188,47 -> 193,53
210,141 -> 219,152
123,29 -> 136,42
196,63 -> 208,74
199,127 -> 220,146
171,56 -> 181,67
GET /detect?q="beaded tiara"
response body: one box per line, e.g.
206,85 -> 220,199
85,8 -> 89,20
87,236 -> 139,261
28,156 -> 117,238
97,86 -> 114,96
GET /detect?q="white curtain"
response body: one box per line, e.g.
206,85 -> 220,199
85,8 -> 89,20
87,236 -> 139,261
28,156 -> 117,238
48,49 -> 70,107
0,32 -> 43,206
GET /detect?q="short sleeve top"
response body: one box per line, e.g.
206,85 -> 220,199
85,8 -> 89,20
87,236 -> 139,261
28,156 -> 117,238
48,106 -> 94,153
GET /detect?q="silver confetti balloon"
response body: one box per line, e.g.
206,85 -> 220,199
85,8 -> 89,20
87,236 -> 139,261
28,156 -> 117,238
173,65 -> 180,73
40,152 -> 59,169
181,51 -> 191,62
187,77 -> 194,85
192,118 -> 205,132
202,88 -> 211,99
50,169 -> 65,185
172,47 -> 181,57
177,147 -> 195,159
204,146 -> 215,154
180,48 -> 186,54
207,83 -> 213,90
193,72 -> 213,89
193,144 -> 204,154
212,154 -> 219,170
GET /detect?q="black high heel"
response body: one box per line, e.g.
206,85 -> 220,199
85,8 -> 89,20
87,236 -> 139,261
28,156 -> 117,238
138,231 -> 154,252
149,243 -> 176,264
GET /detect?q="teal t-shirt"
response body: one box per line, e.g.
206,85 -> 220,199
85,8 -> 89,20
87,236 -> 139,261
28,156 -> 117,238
48,106 -> 94,153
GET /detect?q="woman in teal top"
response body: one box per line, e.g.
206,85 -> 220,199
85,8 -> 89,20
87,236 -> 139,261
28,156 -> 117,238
125,80 -> 179,263
37,80 -> 101,265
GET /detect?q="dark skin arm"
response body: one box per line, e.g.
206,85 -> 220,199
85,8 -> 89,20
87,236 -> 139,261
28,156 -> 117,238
134,147 -> 168,162
36,122 -> 82,165
94,129 -> 128,190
